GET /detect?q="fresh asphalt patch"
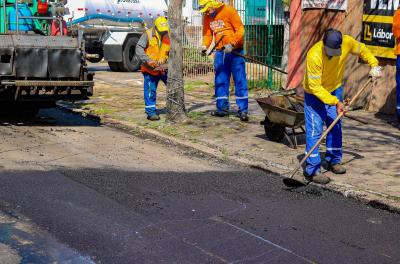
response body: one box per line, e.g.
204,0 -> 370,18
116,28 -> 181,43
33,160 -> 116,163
0,168 -> 398,263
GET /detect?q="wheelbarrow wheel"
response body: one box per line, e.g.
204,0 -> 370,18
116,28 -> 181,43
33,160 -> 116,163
264,116 -> 285,142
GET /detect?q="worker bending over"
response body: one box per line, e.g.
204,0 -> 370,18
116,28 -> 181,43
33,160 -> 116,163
303,29 -> 381,184
392,7 -> 400,123
136,16 -> 170,121
199,0 -> 249,122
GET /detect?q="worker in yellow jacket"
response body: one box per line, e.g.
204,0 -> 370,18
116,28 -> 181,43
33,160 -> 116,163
136,16 -> 170,121
303,29 -> 381,184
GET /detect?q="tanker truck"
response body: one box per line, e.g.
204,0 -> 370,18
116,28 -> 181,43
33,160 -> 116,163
64,0 -> 168,72
0,0 -> 93,116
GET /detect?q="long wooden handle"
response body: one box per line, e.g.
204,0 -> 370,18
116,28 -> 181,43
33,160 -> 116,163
207,36 -> 225,56
288,78 -> 372,179
231,51 -> 288,75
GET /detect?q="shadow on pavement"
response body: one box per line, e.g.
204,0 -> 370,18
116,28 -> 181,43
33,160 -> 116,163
255,131 -> 306,148
0,107 -> 101,127
296,150 -> 365,171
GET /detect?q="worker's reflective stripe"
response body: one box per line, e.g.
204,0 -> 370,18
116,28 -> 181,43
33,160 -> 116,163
327,148 -> 342,151
147,81 -> 152,98
305,152 -> 319,158
308,75 -> 321,79
236,96 -> 248,99
216,96 -> 229,100
311,112 -> 315,137
145,105 -> 156,108
356,43 -> 361,54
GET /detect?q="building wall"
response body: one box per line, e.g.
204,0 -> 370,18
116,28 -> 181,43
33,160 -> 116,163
289,0 -> 396,114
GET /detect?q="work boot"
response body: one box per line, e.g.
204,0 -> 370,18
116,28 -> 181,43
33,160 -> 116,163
238,112 -> 249,122
329,163 -> 346,174
147,114 -> 160,121
304,171 -> 331,185
211,110 -> 229,117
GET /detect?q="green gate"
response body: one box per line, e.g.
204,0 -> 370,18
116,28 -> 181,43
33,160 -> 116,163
234,0 -> 285,90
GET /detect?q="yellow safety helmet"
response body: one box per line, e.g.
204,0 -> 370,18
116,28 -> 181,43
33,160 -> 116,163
198,0 -> 224,13
154,16 -> 169,33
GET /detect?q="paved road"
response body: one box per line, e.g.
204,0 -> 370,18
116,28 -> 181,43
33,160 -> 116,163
0,108 -> 399,264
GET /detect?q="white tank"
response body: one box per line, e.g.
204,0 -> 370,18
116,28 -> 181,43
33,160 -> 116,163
64,0 -> 168,28
62,0 -> 169,71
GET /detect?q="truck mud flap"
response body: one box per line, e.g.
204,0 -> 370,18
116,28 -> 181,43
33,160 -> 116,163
49,49 -> 81,78
15,48 -> 48,78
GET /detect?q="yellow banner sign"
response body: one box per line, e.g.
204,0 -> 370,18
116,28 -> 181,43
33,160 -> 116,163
361,0 -> 397,59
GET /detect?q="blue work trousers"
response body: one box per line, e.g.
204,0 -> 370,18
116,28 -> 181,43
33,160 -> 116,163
214,49 -> 248,113
304,87 -> 343,176
396,56 -> 400,120
143,73 -> 167,117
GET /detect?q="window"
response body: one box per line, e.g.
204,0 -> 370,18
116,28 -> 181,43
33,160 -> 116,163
192,0 -> 199,10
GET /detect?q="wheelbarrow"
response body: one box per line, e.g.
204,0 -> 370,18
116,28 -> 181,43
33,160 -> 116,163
256,94 -> 305,149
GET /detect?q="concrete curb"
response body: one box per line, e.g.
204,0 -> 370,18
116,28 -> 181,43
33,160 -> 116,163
57,103 -> 400,214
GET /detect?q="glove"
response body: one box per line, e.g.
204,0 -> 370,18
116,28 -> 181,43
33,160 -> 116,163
157,58 -> 167,65
223,43 -> 233,53
154,64 -> 168,73
147,61 -> 158,68
369,66 -> 382,80
200,46 -> 208,56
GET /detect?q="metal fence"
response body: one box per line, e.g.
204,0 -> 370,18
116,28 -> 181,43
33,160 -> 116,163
182,0 -> 286,90
183,12 -> 214,78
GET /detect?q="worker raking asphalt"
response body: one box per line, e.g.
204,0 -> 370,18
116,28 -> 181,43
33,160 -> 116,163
282,29 -> 382,187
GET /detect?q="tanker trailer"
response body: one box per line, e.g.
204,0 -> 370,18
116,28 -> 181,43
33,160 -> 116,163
0,0 -> 93,116
64,0 -> 168,72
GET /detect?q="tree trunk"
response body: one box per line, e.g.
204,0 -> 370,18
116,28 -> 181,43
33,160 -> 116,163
166,0 -> 186,122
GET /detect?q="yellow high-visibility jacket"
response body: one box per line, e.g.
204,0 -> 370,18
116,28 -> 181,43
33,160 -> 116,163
141,28 -> 170,76
303,35 -> 378,105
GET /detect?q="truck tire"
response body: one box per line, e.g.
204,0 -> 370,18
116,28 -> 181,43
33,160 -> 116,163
108,61 -> 122,72
264,116 -> 285,142
87,55 -> 104,63
118,36 -> 141,72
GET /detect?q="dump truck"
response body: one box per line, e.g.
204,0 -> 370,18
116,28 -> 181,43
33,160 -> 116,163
0,0 -> 93,116
64,0 -> 168,72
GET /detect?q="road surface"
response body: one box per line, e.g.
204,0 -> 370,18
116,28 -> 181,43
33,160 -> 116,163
0,108 -> 399,264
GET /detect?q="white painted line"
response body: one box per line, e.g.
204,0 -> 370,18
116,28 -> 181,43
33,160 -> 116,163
212,217 -> 314,264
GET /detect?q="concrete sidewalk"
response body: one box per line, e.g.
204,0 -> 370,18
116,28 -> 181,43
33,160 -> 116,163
61,68 -> 400,211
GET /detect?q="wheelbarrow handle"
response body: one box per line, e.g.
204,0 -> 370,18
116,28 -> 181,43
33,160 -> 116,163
291,95 -> 368,124
290,95 -> 304,103
288,78 -> 373,179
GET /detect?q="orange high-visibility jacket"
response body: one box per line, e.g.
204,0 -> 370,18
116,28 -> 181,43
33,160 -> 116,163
393,9 -> 400,55
202,4 -> 244,50
141,28 -> 170,76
